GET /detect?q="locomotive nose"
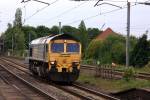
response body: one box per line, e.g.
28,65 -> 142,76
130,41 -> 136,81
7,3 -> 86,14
63,59 -> 67,63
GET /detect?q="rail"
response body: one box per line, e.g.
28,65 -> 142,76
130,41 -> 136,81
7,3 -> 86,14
0,59 -> 57,100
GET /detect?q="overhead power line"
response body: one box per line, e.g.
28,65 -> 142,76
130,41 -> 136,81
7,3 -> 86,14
71,0 -> 150,67
64,4 -> 127,25
24,5 -> 49,23
71,0 -> 150,3
42,1 -> 87,24
95,2 -> 122,8
22,0 -> 60,24
21,0 -> 50,5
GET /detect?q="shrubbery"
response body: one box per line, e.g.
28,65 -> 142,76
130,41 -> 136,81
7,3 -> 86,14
130,34 -> 149,67
85,34 -> 126,65
123,67 -> 136,81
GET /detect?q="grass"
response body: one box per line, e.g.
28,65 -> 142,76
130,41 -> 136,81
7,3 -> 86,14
77,73 -> 150,93
114,65 -> 150,73
135,66 -> 150,73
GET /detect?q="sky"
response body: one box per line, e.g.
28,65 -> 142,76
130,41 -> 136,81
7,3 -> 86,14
0,0 -> 150,39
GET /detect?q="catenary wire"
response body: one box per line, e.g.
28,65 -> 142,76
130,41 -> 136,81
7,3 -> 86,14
41,1 -> 88,24
63,0 -> 150,25
23,0 -> 60,24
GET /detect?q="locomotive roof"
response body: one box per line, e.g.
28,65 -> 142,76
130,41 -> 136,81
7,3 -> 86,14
30,34 -> 79,45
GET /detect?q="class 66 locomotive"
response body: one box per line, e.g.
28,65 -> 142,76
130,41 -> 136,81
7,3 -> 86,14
29,34 -> 81,83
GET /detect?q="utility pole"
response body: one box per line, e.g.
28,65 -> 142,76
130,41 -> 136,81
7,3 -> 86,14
59,22 -> 62,34
126,2 -> 130,67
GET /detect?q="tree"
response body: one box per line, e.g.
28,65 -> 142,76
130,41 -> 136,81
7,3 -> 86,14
13,8 -> 22,28
87,28 -> 101,41
85,34 -> 127,64
78,20 -> 88,54
85,39 -> 102,59
149,40 -> 150,61
22,26 -> 37,49
4,23 -> 14,50
13,8 -> 25,55
50,26 -> 59,35
62,25 -> 78,34
13,27 -> 25,52
99,34 -> 126,64
130,33 -> 149,67
3,8 -> 25,56
35,25 -> 51,37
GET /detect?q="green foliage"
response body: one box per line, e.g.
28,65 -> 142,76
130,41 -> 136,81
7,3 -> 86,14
85,33 -> 139,65
78,73 -> 150,92
78,20 -> 88,55
85,34 -> 126,64
35,25 -> 51,37
4,23 -> 14,50
123,67 -> 136,81
3,8 -> 25,56
81,59 -> 97,65
50,26 -> 59,34
22,26 -> 37,49
85,39 -> 102,59
62,25 -> 78,34
130,34 -> 149,67
13,27 -> 25,51
145,61 -> 150,68
87,28 -> 101,41
101,34 -> 126,64
13,8 -> 22,27
130,36 -> 138,52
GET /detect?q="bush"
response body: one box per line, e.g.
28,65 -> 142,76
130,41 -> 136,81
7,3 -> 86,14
81,59 -> 97,65
130,34 -> 149,67
123,67 -> 136,81
145,61 -> 150,67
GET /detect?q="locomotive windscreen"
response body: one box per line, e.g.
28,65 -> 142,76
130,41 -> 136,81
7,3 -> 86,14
51,43 -> 64,53
67,43 -> 79,53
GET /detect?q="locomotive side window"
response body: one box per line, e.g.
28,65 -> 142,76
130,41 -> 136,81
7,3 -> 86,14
67,43 -> 79,53
51,43 -> 64,53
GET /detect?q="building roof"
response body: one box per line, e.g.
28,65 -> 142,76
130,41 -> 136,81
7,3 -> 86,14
96,27 -> 115,40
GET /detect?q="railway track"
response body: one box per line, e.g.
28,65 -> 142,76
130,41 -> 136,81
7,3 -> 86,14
0,64 -> 54,100
0,58 -> 78,100
0,56 -> 119,100
81,64 -> 150,80
5,57 -> 150,80
72,83 -> 118,100
50,82 -> 119,100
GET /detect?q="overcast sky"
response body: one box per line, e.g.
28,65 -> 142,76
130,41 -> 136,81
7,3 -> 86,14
0,0 -> 150,39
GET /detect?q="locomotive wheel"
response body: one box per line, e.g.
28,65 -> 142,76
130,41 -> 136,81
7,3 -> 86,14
37,67 -> 41,76
31,62 -> 38,75
29,63 -> 32,71
39,66 -> 47,78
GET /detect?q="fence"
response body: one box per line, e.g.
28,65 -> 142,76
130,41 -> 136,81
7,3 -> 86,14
95,64 -> 115,79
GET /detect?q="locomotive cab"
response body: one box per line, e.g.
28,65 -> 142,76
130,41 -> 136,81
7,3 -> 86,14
48,37 -> 81,82
29,34 -> 81,83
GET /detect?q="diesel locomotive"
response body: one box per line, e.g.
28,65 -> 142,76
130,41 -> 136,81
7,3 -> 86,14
29,34 -> 81,83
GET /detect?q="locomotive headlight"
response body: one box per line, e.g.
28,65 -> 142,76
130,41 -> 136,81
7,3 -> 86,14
50,61 -> 55,65
75,62 -> 79,65
72,62 -> 79,66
